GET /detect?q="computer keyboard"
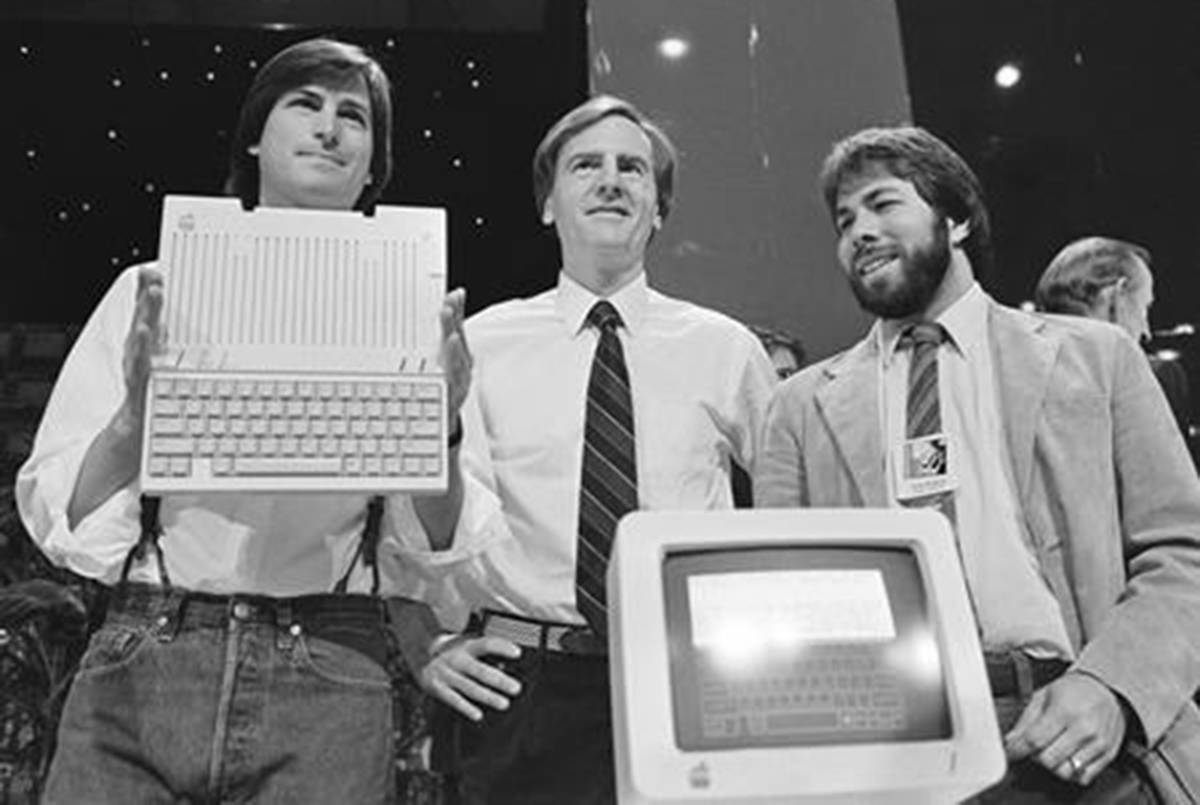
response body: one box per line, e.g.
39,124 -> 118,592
698,645 -> 906,739
141,369 -> 447,494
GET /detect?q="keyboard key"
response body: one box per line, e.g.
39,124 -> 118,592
154,417 -> 184,435
235,457 -> 343,476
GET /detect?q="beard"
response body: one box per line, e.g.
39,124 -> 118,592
847,222 -> 952,320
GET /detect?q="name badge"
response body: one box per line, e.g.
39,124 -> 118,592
894,433 -> 958,500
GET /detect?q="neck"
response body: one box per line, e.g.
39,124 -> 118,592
897,252 -> 975,325
564,251 -> 645,297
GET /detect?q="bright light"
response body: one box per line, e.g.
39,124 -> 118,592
995,63 -> 1021,89
658,37 -> 690,60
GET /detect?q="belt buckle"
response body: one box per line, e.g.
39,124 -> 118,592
558,627 -> 605,655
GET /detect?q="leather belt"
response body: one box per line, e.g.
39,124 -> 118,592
985,651 -> 1070,698
479,610 -> 606,656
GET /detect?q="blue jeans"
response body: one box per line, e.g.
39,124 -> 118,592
42,584 -> 396,804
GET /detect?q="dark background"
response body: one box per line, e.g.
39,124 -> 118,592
1,0 -> 1196,427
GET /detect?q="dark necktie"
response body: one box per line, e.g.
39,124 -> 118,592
576,300 -> 638,635
900,322 -> 956,525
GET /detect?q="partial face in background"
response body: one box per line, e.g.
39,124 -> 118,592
542,115 -> 661,269
833,167 -> 959,320
769,346 -> 801,380
254,76 -> 373,210
1112,258 -> 1155,343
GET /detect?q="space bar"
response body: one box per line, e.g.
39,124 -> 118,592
233,457 -> 344,476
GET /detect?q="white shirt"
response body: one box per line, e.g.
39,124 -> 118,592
877,283 -> 1073,658
17,263 -> 501,596
437,271 -> 777,627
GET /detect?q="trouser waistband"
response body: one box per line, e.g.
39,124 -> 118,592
475,609 -> 607,656
110,582 -> 390,668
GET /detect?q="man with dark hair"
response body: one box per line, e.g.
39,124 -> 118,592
18,38 -> 477,803
757,126 -> 1200,801
419,94 -> 776,803
1036,236 -> 1192,440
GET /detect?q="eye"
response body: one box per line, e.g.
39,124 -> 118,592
288,94 -> 321,110
570,156 -> 600,173
618,157 -> 648,176
339,106 -> 368,127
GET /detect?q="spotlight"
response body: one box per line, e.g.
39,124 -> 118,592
995,63 -> 1021,89
657,37 -> 690,61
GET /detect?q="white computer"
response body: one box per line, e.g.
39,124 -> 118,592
608,508 -> 1004,804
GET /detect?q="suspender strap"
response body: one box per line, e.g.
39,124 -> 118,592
119,494 -> 172,591
333,495 -> 385,595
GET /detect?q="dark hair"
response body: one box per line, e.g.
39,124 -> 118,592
819,126 -> 993,275
225,38 -> 393,212
531,94 -> 677,222
750,325 -> 807,369
1034,236 -> 1152,315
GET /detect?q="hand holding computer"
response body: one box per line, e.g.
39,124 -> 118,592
1003,671 -> 1127,786
119,266 -> 165,439
419,634 -> 522,722
438,286 -> 471,426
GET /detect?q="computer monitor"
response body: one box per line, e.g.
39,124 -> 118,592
607,508 -> 1004,804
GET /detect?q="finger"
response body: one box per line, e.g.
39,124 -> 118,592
1003,689 -> 1051,759
441,288 -> 470,359
1036,727 -> 1090,781
468,636 -> 522,660
430,677 -> 484,722
446,668 -> 514,712
459,657 -> 522,697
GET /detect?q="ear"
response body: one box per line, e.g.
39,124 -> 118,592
1096,283 -> 1120,323
247,144 -> 261,157
947,218 -> 970,247
653,212 -> 663,230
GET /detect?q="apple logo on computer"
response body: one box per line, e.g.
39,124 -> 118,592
687,761 -> 711,790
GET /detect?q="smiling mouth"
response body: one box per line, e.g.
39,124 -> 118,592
298,151 -> 345,167
855,250 -> 899,277
587,206 -> 630,218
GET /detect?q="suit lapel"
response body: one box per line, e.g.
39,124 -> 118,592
814,338 -> 889,506
989,302 -> 1058,498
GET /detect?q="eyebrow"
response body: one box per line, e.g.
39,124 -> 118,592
289,86 -> 371,114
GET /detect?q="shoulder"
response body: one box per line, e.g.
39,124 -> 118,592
993,303 -> 1139,363
465,288 -> 556,333
644,289 -> 762,351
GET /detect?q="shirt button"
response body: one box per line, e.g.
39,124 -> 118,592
232,602 -> 252,620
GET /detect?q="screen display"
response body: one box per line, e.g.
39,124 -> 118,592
663,545 -> 951,751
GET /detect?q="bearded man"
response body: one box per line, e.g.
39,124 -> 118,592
755,126 -> 1200,803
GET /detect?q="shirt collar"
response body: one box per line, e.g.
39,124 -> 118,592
876,281 -> 987,366
554,270 -> 649,337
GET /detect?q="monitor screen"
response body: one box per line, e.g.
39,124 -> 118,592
663,546 -> 951,751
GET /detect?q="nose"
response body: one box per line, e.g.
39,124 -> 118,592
594,157 -> 623,196
845,210 -> 881,249
313,109 -> 340,147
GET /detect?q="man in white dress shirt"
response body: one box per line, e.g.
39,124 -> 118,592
17,38 -> 484,804
418,95 -> 776,803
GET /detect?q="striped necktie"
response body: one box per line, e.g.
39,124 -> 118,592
900,322 -> 956,525
576,300 -> 638,635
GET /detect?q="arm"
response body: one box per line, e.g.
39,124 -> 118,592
67,267 -> 163,528
1007,331 -> 1200,783
753,382 -> 811,508
16,266 -> 156,580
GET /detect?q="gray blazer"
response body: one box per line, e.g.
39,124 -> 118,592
756,297 -> 1200,799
